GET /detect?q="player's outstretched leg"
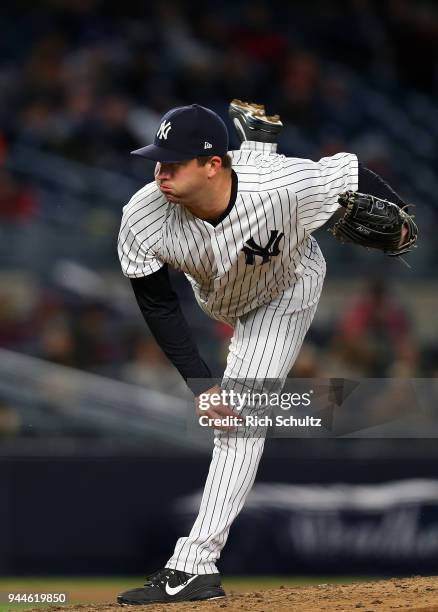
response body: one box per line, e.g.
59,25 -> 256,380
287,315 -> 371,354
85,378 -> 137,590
229,99 -> 283,144
117,567 -> 225,605
165,270 -> 324,577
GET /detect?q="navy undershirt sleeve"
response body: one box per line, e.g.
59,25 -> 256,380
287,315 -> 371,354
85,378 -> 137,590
130,265 -> 213,396
358,163 -> 404,205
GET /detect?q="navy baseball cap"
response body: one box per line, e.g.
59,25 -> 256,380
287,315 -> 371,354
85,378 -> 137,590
131,104 -> 229,162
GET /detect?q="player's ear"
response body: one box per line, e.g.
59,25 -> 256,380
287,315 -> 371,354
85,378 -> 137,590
206,156 -> 222,178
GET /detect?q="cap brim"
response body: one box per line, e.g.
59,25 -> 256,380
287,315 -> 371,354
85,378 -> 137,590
130,144 -> 192,163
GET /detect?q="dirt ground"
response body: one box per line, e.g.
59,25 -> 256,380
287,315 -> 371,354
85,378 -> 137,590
21,575 -> 438,612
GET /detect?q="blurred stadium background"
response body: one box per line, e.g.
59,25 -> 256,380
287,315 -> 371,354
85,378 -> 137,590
1,0 -> 438,592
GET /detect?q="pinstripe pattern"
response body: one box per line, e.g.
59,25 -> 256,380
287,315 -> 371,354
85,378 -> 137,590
118,143 -> 358,320
117,140 -> 359,575
165,270 -> 324,574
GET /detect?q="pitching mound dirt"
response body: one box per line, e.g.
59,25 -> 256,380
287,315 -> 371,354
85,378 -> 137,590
22,575 -> 438,612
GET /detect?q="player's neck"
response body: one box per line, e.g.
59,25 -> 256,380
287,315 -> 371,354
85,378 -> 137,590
182,171 -> 232,222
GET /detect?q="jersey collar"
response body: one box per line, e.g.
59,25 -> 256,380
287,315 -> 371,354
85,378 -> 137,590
209,169 -> 238,227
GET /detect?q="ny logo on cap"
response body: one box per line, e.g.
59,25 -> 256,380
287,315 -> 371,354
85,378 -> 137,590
157,120 -> 172,140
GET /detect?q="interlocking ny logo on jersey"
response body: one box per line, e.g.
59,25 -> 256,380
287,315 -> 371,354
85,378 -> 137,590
242,230 -> 284,264
157,120 -> 172,140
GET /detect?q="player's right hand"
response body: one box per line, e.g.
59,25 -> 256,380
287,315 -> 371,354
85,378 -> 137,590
195,384 -> 244,432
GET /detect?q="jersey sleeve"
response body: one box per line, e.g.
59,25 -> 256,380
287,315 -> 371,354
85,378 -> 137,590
117,192 -> 166,278
231,144 -> 358,235
293,152 -> 358,233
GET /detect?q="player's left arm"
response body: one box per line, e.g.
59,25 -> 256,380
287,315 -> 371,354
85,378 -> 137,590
292,152 -> 412,248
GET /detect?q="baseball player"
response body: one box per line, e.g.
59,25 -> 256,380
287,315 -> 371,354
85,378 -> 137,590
117,100 -> 414,605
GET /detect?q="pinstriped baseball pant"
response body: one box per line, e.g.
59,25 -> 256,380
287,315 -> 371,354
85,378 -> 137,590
166,268 -> 324,574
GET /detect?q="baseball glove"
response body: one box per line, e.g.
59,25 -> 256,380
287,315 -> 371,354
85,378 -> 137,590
329,191 -> 418,257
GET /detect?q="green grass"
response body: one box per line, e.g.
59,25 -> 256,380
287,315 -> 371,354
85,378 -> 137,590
0,576 -> 379,611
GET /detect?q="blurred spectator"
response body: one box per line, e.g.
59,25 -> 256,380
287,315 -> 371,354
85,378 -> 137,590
72,302 -> 119,373
318,72 -> 362,136
212,321 -> 233,370
230,1 -> 288,65
0,293 -> 32,350
122,331 -> 186,395
333,279 -> 416,377
386,0 -> 438,94
289,344 -> 321,378
39,318 -> 75,367
0,170 -> 39,222
278,50 -> 321,130
0,402 -> 21,436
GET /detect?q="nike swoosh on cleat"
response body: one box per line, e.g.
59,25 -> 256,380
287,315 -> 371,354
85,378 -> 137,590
165,575 -> 198,596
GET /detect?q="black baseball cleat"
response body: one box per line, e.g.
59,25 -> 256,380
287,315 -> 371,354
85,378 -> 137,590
229,99 -> 283,144
117,568 -> 225,605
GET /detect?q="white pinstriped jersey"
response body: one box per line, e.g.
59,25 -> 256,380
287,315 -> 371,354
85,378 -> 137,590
118,141 -> 358,321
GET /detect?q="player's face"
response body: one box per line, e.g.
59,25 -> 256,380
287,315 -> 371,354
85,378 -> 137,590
155,159 -> 209,203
